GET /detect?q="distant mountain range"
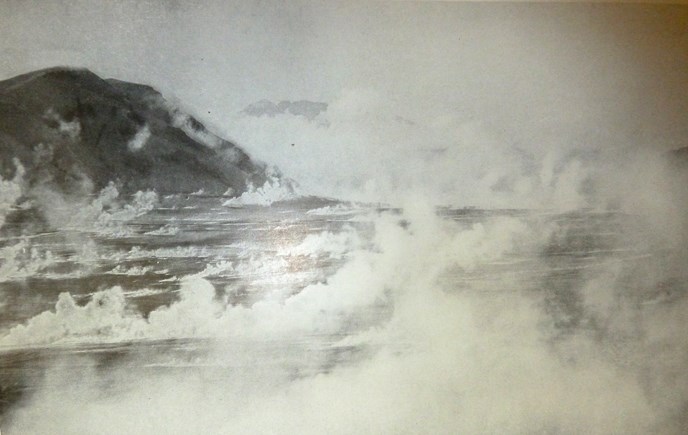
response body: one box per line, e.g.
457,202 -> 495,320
0,67 -> 273,197
241,99 -> 327,121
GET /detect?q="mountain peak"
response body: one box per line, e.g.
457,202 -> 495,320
0,67 -> 274,198
0,67 -> 106,93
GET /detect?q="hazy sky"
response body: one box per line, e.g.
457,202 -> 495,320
1,1 -> 687,204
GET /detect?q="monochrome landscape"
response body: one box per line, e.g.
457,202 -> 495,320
0,2 -> 687,434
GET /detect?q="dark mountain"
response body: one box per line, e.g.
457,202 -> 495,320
241,99 -> 327,121
0,67 -> 272,197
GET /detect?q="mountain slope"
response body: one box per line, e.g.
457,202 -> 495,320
0,67 -> 271,196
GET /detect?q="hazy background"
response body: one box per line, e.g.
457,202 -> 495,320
1,1 -> 687,204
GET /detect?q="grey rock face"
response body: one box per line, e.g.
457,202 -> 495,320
0,67 -> 271,196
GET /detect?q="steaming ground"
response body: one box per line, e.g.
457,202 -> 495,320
0,182 -> 687,434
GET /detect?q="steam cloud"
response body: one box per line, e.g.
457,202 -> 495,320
225,89 -> 604,209
3,158 -> 688,433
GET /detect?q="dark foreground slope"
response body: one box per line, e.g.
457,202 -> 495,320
0,67 -> 270,196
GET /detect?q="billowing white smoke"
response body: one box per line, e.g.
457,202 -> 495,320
0,239 -> 56,283
3,198 -> 687,434
279,226 -> 361,259
92,185 -> 158,236
0,158 -> 25,229
305,203 -> 360,216
0,182 -> 158,284
225,89 -> 594,209
171,111 -> 224,149
223,172 -> 298,207
32,181 -> 158,236
127,124 -> 151,151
